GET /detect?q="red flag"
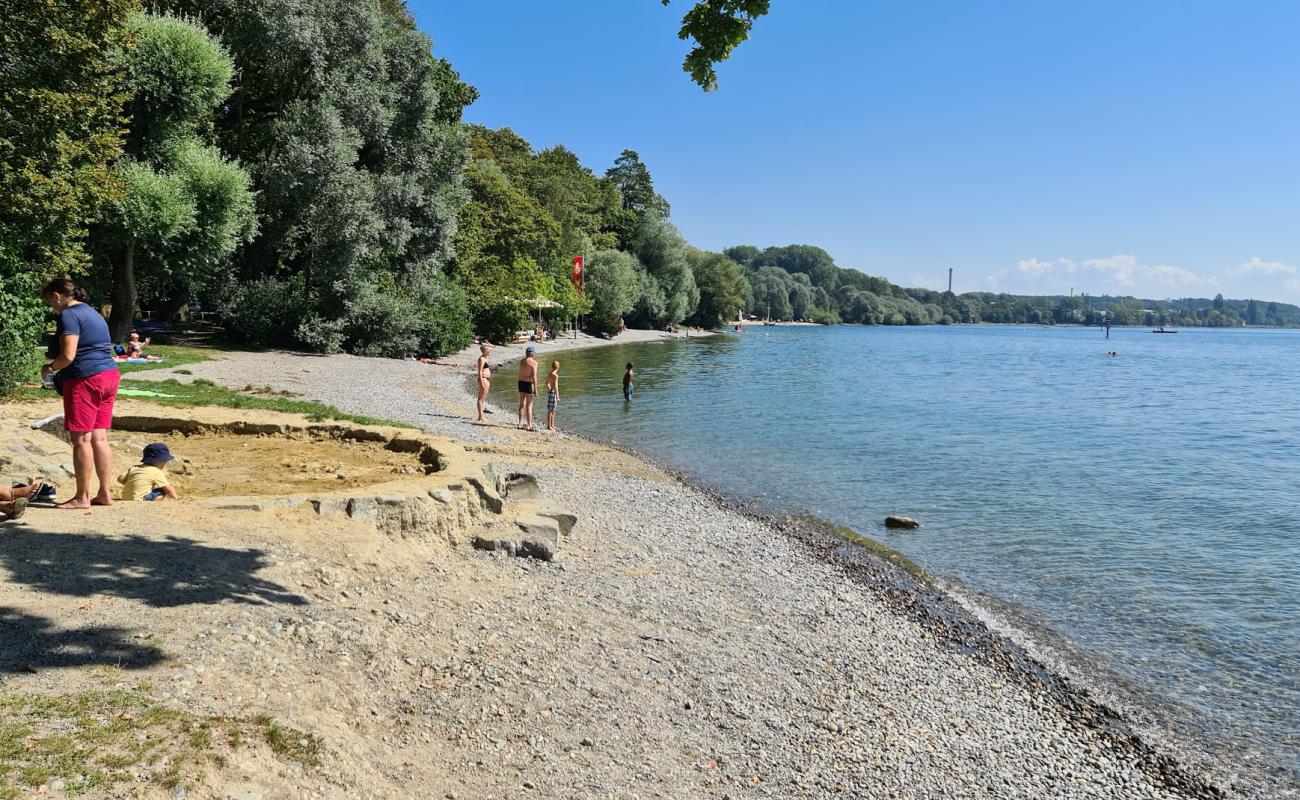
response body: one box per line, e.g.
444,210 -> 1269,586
571,256 -> 584,291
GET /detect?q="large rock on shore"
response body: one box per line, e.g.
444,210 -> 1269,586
884,515 -> 920,530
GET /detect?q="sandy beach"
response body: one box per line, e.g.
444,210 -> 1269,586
0,337 -> 1248,799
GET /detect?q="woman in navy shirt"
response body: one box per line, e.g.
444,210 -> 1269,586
40,278 -> 121,508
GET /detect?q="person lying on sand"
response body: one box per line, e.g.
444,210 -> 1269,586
118,443 -> 180,501
0,479 -> 49,520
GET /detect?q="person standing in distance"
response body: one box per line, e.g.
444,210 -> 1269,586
623,362 -> 634,402
475,342 -> 492,423
516,346 -> 539,431
40,277 -> 121,509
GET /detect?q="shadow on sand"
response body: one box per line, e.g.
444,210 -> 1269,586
0,606 -> 166,673
0,528 -> 306,608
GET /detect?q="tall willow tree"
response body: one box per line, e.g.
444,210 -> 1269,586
94,12 -> 255,341
159,0 -> 475,356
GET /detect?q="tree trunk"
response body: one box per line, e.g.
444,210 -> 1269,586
155,284 -> 190,323
108,241 -> 136,343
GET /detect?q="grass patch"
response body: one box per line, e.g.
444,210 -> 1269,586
118,378 -> 409,427
115,344 -> 214,375
0,689 -> 320,797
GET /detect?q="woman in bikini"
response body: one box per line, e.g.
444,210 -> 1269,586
475,343 -> 492,423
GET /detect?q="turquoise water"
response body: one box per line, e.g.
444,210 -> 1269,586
496,325 -> 1300,789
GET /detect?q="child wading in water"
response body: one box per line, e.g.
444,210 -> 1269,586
545,361 -> 560,431
516,346 -> 538,431
622,362 -> 634,402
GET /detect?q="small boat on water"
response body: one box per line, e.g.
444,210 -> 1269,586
1152,327 -> 1178,333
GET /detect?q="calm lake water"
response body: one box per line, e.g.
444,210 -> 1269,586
496,325 -> 1300,789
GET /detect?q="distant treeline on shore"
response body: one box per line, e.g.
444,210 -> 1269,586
724,244 -> 1300,329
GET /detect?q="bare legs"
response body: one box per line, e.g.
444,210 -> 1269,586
60,429 -> 113,509
546,407 -> 556,431
477,378 -> 489,422
516,394 -> 534,431
91,429 -> 113,504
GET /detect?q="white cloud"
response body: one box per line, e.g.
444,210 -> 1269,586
1016,257 -> 1075,276
910,274 -> 942,291
1229,257 -> 1297,276
981,253 -> 1300,301
1002,254 -> 1200,288
1141,263 -> 1200,286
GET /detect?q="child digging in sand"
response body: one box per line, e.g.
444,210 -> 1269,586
546,361 -> 560,431
118,443 -> 180,501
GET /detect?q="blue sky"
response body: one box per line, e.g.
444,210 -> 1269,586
410,1 -> 1300,304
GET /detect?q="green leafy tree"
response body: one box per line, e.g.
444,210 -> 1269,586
458,257 -> 550,344
722,245 -> 762,268
524,145 -> 622,257
159,0 -> 473,354
606,149 -> 671,248
663,1 -> 771,91
628,216 -> 698,325
688,250 -> 749,327
0,0 -> 133,393
94,12 -> 255,341
750,266 -> 793,320
583,249 -> 642,334
452,159 -> 562,276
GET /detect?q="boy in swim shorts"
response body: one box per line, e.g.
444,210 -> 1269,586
545,361 -> 560,431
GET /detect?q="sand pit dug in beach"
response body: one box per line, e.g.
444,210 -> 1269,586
109,429 -> 435,499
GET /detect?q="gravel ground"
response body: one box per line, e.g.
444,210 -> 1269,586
110,347 -> 1249,799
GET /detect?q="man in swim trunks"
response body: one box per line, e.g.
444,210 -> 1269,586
517,346 -> 539,431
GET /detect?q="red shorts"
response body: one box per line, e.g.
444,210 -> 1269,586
62,369 -> 121,432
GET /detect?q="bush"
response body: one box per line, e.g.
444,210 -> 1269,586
216,275 -> 309,347
0,251 -> 45,394
342,271 -> 473,358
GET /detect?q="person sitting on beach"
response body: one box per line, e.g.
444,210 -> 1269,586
127,330 -> 151,357
118,443 -> 179,501
0,479 -> 49,520
623,362 -> 634,402
545,360 -> 560,431
475,342 -> 492,423
517,346 -> 539,431
617,317 -> 627,334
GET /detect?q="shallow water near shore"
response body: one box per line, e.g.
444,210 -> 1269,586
497,324 -> 1300,792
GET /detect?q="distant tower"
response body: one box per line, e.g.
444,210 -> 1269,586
947,268 -> 953,293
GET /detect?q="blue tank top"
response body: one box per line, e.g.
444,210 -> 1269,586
56,303 -> 118,381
